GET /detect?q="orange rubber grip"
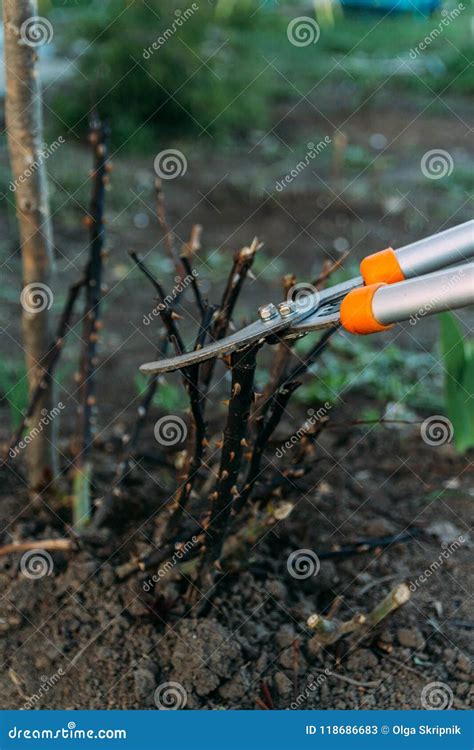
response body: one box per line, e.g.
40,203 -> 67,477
360,247 -> 405,285
340,283 -> 392,335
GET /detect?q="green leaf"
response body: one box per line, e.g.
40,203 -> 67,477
439,313 -> 474,454
439,312 -> 465,383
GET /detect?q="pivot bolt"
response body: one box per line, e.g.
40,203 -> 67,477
278,301 -> 296,317
258,303 -> 279,322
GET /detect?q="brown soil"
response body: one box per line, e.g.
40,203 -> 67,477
0,411 -> 472,710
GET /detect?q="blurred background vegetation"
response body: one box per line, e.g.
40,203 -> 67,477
39,0 -> 473,147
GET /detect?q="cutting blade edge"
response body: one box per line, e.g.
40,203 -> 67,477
139,275 -> 362,375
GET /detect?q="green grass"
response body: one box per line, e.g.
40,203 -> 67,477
296,332 -> 443,412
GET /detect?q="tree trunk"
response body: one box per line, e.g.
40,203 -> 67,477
3,1 -> 58,489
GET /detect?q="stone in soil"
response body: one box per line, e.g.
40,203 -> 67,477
396,627 -> 425,650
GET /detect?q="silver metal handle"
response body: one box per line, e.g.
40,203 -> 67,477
395,220 -> 474,279
373,262 -> 474,326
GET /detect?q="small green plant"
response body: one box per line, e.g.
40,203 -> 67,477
297,334 -> 442,411
0,361 -> 28,428
439,312 -> 474,454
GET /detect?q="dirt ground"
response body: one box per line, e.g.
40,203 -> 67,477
0,73 -> 472,710
0,419 -> 472,710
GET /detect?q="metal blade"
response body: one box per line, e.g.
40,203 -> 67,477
290,276 -> 363,333
140,314 -> 297,375
139,275 -> 362,375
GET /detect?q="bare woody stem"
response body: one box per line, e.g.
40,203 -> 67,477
73,118 -> 109,527
180,225 -> 206,317
202,344 -> 260,567
2,275 -> 86,465
200,240 -> 259,394
233,380 -> 301,516
155,178 -> 178,266
254,254 -> 349,421
311,249 -> 351,288
307,583 -> 411,648
230,328 -> 336,510
0,539 -> 74,557
277,326 -> 338,394
166,306 -> 216,535
129,253 -> 212,537
130,252 -> 185,355
93,242 -> 201,529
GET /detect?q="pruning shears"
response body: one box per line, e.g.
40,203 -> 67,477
140,220 -> 474,375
